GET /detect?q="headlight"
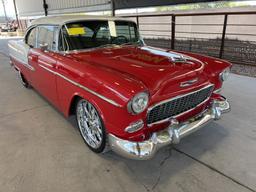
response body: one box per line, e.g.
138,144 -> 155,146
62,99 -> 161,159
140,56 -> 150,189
220,68 -> 230,81
128,92 -> 149,114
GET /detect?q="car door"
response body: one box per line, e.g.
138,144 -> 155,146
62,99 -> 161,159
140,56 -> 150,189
28,25 -> 60,108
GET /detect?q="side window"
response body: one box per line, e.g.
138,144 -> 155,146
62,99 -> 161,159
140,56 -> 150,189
26,27 -> 37,48
37,26 -> 58,51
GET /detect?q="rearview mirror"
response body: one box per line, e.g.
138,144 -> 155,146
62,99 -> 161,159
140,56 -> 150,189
39,43 -> 48,51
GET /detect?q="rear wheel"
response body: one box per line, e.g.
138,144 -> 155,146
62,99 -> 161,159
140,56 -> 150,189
18,71 -> 30,88
76,99 -> 106,153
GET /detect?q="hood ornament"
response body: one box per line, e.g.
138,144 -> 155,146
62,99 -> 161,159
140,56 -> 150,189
180,78 -> 198,87
169,54 -> 187,63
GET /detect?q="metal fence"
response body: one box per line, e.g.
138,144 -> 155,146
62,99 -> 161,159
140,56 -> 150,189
122,11 -> 256,68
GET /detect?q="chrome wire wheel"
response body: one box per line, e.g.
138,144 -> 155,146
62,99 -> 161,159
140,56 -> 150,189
76,99 -> 105,152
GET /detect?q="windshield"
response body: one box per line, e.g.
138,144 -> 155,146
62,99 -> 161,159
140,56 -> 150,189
59,20 -> 142,51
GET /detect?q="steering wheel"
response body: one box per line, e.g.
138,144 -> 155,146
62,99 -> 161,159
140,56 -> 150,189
111,35 -> 128,45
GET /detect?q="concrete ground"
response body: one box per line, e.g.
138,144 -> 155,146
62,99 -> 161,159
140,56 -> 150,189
0,38 -> 256,192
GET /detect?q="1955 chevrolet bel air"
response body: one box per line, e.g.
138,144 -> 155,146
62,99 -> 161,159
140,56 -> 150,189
8,15 -> 231,160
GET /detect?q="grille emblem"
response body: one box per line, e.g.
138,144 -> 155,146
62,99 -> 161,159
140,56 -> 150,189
180,78 -> 198,87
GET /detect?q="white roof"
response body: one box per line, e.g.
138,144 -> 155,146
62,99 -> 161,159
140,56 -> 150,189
31,15 -> 133,26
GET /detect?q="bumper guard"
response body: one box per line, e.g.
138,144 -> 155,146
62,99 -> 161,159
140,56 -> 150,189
108,98 -> 230,160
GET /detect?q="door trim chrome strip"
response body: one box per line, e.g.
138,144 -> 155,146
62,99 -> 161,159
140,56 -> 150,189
38,64 -> 122,108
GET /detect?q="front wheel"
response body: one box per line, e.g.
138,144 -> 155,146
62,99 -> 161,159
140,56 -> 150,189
76,99 -> 106,153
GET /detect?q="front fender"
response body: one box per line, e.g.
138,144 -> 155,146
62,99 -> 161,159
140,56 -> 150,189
176,51 -> 232,90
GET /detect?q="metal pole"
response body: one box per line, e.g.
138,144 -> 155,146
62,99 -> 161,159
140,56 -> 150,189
43,0 -> 48,16
171,15 -> 176,50
136,16 -> 139,28
111,0 -> 115,16
220,14 -> 228,58
13,0 -> 20,28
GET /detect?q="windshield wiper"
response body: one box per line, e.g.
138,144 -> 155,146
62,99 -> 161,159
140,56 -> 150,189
96,43 -> 118,48
121,40 -> 142,46
95,41 -> 141,49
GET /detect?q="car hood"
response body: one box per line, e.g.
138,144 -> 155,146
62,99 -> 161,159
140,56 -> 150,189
68,45 -> 210,97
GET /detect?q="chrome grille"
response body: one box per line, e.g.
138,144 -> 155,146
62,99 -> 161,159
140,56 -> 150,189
147,85 -> 214,125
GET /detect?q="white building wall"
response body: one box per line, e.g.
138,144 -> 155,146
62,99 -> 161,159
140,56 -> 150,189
16,0 -> 45,17
16,0 -> 111,17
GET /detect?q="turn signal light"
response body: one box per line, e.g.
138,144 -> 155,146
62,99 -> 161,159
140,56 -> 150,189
125,120 -> 144,133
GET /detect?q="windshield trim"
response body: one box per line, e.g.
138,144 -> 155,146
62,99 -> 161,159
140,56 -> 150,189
58,19 -> 143,52
58,42 -> 144,55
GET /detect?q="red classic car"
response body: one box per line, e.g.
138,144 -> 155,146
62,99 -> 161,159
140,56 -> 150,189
8,15 -> 231,160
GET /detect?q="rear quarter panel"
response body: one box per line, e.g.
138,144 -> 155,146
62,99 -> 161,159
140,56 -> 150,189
8,39 -> 33,83
8,40 -> 30,65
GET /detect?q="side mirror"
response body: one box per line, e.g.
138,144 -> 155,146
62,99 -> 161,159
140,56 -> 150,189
39,43 -> 48,51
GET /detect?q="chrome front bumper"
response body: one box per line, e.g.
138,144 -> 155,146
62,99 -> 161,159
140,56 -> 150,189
108,98 -> 230,160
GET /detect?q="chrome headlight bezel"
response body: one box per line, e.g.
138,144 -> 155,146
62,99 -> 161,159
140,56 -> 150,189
219,68 -> 230,82
128,92 -> 149,115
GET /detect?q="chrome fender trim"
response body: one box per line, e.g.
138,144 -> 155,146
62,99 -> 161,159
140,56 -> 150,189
38,64 -> 122,107
108,98 -> 230,160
